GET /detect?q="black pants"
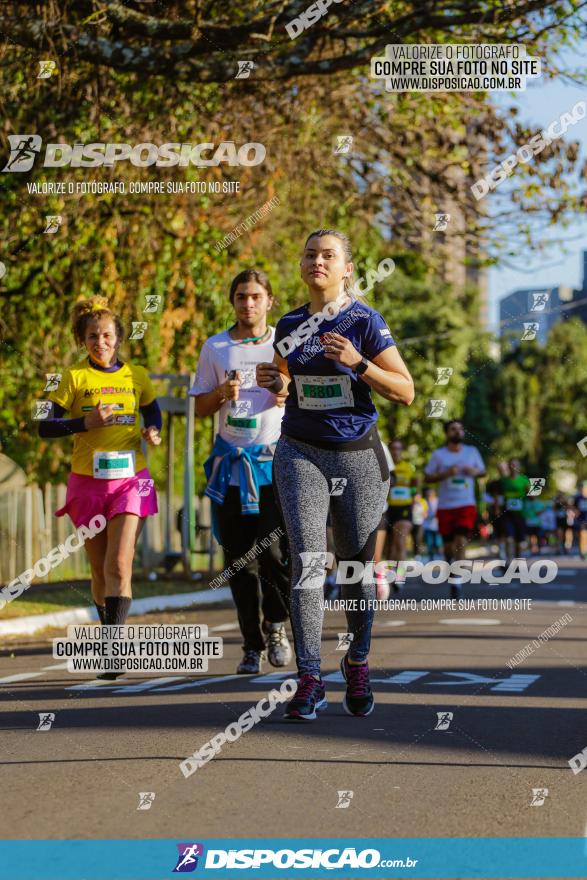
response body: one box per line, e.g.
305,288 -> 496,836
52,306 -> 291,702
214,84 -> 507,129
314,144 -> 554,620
214,485 -> 290,653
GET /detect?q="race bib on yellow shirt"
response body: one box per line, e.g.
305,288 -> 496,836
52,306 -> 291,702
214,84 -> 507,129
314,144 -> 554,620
93,450 -> 135,480
390,486 -> 412,501
295,375 -> 353,410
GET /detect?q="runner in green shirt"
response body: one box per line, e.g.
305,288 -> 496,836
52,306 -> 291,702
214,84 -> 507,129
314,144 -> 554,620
500,459 -> 531,563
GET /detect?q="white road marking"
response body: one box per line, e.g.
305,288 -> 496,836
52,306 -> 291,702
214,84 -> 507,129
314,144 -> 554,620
155,673 -> 246,692
0,672 -> 44,685
538,583 -> 575,589
426,671 -> 540,692
383,671 -> 429,685
112,676 -> 181,693
439,618 -> 501,625
255,672 -> 292,683
376,621 -> 407,627
209,623 -> 240,632
67,678 -> 129,690
41,662 -> 70,671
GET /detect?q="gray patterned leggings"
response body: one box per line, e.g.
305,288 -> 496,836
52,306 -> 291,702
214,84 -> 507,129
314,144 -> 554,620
273,431 -> 390,676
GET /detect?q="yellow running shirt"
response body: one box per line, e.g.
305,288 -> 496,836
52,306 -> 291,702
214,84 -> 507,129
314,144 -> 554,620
48,359 -> 156,476
388,460 -> 416,506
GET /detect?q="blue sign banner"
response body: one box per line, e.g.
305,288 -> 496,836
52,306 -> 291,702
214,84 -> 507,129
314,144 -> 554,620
1,838 -> 586,878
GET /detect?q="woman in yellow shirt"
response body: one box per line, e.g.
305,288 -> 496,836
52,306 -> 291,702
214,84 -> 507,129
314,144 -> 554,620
39,296 -> 162,642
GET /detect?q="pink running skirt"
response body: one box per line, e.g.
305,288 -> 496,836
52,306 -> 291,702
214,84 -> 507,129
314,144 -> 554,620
55,468 -> 158,529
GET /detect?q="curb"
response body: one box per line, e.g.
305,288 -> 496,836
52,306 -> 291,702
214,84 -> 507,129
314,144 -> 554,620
0,587 -> 232,638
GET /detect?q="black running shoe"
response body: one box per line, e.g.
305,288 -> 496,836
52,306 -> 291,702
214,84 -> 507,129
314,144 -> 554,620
236,649 -> 266,674
284,673 -> 327,721
340,654 -> 374,717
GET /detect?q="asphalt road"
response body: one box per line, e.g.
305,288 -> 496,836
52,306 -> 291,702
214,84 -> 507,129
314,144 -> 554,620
1,555 -> 586,855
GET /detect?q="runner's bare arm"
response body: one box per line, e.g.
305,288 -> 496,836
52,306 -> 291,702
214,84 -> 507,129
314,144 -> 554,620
323,334 -> 414,405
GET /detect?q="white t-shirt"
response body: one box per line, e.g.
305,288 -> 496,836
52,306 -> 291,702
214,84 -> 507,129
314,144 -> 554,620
189,328 -> 283,483
424,444 -> 485,510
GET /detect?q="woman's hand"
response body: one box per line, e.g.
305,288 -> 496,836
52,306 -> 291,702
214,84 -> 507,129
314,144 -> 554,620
141,426 -> 162,446
256,362 -> 285,394
322,332 -> 362,369
83,401 -> 116,430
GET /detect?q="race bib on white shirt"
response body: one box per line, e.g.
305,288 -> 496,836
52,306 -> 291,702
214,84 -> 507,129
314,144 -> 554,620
448,477 -> 467,489
223,400 -> 258,439
295,375 -> 353,410
93,450 -> 135,479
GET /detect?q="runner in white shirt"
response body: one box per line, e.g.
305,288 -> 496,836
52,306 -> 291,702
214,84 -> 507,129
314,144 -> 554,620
190,269 -> 292,674
424,420 -> 485,598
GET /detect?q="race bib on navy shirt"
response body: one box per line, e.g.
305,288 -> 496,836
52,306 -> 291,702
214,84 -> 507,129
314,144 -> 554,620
273,298 -> 395,443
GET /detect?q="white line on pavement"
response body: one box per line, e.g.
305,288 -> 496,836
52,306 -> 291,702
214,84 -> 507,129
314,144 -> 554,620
155,673 -> 247,692
0,671 -> 44,685
112,677 -> 181,693
439,618 -> 501,625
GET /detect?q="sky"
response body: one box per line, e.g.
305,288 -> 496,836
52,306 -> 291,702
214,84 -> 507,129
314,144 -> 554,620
487,47 -> 587,330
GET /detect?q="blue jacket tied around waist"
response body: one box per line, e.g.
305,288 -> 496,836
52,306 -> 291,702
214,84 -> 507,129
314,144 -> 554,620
204,435 -> 277,538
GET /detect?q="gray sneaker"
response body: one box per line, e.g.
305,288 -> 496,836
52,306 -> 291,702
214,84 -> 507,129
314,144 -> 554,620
264,622 -> 292,667
236,649 -> 265,674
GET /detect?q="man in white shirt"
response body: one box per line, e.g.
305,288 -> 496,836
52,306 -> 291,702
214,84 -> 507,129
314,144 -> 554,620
189,269 -> 291,674
424,420 -> 485,598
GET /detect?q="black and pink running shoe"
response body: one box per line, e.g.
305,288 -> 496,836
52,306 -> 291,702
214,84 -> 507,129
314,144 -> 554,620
283,673 -> 327,721
340,654 -> 374,717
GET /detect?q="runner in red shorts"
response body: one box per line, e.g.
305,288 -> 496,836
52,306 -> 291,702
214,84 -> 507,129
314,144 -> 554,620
424,420 -> 485,598
38,296 -> 162,651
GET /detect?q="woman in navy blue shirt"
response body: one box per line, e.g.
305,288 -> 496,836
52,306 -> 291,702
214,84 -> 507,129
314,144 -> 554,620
257,228 -> 414,720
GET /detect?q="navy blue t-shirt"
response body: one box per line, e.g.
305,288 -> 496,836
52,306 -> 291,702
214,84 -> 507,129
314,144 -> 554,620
273,298 -> 395,443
